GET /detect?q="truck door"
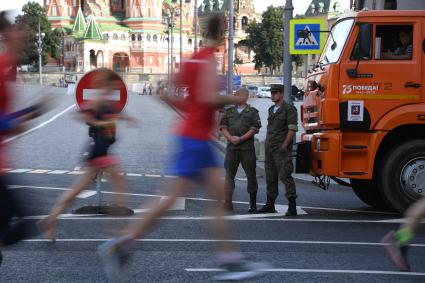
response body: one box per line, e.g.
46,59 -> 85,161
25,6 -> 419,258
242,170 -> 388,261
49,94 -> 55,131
339,20 -> 422,129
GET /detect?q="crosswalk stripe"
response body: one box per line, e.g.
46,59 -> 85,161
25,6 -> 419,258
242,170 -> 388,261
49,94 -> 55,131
28,169 -> 51,174
9,169 -> 32,173
48,170 -> 69,174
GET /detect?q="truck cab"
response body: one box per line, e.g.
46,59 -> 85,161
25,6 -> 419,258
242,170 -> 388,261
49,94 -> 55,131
300,10 -> 425,212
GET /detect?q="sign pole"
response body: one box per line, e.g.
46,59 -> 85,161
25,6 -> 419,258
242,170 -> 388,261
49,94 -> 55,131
227,0 -> 234,95
284,0 -> 293,104
72,69 -> 132,216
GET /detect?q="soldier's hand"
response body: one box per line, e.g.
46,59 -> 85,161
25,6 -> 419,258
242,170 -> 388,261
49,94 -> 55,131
280,144 -> 288,152
230,136 -> 241,145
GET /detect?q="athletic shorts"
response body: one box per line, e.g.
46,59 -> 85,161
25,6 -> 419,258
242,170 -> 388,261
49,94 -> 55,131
86,137 -> 118,168
168,136 -> 219,178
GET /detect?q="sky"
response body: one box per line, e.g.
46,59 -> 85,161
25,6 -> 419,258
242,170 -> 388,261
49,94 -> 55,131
0,0 -> 316,17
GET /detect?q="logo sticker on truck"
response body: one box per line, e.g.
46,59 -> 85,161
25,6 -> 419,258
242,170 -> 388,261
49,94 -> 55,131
347,100 -> 364,122
342,84 -> 380,95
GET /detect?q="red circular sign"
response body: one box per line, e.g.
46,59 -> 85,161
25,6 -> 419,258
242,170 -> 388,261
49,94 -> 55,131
75,69 -> 128,113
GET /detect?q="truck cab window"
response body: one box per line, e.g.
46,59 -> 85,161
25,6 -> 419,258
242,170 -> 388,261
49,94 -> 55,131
376,25 -> 413,60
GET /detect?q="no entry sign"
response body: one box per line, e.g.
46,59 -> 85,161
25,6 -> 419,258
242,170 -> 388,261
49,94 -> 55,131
75,69 -> 128,112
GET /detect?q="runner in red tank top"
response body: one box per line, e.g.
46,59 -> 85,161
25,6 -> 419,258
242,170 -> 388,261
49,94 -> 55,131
98,14 -> 270,282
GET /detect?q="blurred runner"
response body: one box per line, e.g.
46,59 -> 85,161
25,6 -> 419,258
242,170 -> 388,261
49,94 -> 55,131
40,69 -> 136,241
98,14 -> 270,282
0,12 -> 50,266
381,198 -> 425,271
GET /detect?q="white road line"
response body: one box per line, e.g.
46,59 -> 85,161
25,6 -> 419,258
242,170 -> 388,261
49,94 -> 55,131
3,104 -> 76,144
19,238 -> 425,248
28,169 -> 51,174
8,169 -> 32,173
68,170 -> 85,175
126,173 -> 142,177
145,174 -> 162,178
77,190 -> 97,199
185,268 -> 425,277
163,175 -> 177,178
48,170 -> 69,174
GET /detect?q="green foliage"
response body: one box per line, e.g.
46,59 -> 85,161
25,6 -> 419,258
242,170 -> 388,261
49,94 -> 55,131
15,2 -> 61,68
245,6 -> 302,72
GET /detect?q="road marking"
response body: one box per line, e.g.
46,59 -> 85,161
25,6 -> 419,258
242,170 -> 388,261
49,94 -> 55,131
3,104 -> 76,144
28,169 -> 51,174
145,174 -> 162,178
77,190 -> 97,198
20,238 -> 425,248
126,173 -> 142,177
185,268 -> 425,276
48,170 -> 69,174
163,175 -> 177,178
68,170 -> 85,175
8,169 -> 32,173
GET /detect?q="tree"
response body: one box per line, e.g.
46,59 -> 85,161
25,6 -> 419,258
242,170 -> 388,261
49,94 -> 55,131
15,2 -> 61,68
245,6 -> 302,73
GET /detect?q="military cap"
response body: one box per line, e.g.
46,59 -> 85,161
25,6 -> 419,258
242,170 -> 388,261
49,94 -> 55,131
270,84 -> 284,92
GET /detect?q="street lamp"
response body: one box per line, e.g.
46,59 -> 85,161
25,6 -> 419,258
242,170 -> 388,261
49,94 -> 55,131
173,0 -> 191,66
35,21 -> 45,85
163,6 -> 177,90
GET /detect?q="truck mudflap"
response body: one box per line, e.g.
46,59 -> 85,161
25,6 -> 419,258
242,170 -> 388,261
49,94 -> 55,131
295,141 -> 312,174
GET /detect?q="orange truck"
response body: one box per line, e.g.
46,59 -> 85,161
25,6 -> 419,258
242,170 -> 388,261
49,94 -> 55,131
297,10 -> 425,212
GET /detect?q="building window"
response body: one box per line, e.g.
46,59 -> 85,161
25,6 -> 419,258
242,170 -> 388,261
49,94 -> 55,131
131,34 -> 136,41
149,56 -> 153,64
120,34 -> 126,41
188,38 -> 192,44
147,35 -> 151,41
153,35 -> 158,42
113,33 -> 119,40
137,34 -> 142,41
135,6 -> 140,17
51,4 -> 58,16
148,8 -> 152,17
103,33 -> 109,40
241,16 -> 249,30
114,0 -> 120,7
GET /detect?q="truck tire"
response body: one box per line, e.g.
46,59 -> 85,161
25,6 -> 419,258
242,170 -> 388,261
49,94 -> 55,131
350,179 -> 388,209
378,140 -> 425,213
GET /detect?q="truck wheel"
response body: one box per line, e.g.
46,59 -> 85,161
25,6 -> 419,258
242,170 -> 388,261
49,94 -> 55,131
379,140 -> 425,213
350,179 -> 388,209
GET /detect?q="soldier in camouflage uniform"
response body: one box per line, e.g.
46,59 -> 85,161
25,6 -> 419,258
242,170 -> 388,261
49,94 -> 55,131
220,88 -> 261,212
258,84 -> 298,216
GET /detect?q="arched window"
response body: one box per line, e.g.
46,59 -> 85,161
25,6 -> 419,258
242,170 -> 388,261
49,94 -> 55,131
241,16 -> 249,30
135,6 -> 140,17
137,34 -> 142,41
131,34 -> 136,41
51,4 -> 58,16
103,33 -> 109,40
113,33 -> 118,40
120,34 -> 126,41
153,35 -> 158,42
188,38 -> 192,44
147,34 -> 151,41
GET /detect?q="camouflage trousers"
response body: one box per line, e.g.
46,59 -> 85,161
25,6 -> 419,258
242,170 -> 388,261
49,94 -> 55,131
224,148 -> 258,194
265,145 -> 297,200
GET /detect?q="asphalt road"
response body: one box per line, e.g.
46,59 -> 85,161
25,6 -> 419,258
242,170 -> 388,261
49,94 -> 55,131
1,84 -> 424,283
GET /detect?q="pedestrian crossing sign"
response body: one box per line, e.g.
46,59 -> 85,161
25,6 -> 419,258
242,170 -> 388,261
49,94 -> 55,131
290,19 -> 325,54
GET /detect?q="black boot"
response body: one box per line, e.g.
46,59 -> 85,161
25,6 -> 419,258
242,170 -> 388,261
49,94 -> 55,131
248,193 -> 257,213
222,192 -> 233,212
257,196 -> 277,213
285,197 -> 297,216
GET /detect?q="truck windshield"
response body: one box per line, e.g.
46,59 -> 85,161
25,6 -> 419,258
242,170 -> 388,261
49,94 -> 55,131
320,18 -> 354,64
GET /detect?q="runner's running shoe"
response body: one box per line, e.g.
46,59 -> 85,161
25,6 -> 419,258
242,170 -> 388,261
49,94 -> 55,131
381,231 -> 410,272
97,238 -> 129,282
213,260 -> 271,281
